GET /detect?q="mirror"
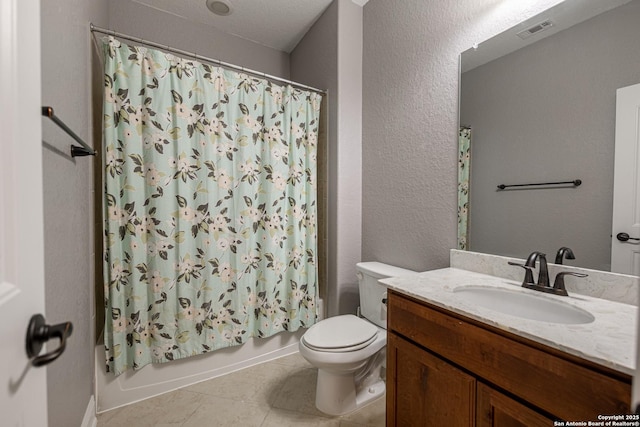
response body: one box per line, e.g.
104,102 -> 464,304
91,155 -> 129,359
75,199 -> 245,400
459,0 -> 640,272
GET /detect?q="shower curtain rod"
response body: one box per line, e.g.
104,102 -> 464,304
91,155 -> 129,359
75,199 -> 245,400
89,23 -> 327,95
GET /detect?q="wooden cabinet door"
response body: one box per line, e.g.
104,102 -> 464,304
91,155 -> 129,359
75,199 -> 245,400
477,382 -> 554,427
386,332 -> 476,427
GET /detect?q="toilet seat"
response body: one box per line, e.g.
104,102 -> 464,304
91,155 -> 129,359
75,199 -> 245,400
302,314 -> 379,353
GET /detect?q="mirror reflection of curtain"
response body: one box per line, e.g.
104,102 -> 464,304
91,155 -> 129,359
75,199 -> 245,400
102,37 -> 321,375
458,126 -> 471,250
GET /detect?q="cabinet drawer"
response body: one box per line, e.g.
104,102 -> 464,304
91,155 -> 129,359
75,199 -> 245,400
387,290 -> 631,420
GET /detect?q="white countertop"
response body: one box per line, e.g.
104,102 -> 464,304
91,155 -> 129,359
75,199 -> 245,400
381,267 -> 637,376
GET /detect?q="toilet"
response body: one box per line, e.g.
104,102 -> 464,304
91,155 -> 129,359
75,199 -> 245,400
299,262 -> 418,416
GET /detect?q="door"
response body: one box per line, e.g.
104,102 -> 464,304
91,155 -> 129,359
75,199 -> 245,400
386,332 -> 476,427
476,382 -> 552,427
0,0 -> 48,425
613,83 -> 640,414
612,83 -> 640,275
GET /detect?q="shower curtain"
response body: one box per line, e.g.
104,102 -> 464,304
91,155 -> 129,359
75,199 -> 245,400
102,37 -> 321,375
458,126 -> 471,250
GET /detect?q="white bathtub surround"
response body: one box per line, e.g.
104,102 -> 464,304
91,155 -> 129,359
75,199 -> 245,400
96,330 -> 304,413
381,267 -> 637,376
450,249 -> 639,305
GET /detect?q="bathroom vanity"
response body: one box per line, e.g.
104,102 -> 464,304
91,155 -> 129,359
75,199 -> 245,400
381,253 -> 637,427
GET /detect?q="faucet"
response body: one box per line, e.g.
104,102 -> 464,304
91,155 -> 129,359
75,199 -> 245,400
525,251 -> 550,288
508,251 -> 548,288
555,247 -> 575,264
509,251 -> 588,296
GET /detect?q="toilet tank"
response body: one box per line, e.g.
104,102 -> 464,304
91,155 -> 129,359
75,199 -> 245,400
356,262 -> 418,329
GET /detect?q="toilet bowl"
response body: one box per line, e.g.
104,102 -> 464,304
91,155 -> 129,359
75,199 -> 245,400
299,262 -> 417,416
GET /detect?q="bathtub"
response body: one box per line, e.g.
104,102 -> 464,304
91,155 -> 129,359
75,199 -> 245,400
95,328 -> 305,412
96,297 -> 325,412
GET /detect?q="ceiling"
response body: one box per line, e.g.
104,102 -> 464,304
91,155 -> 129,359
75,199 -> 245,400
461,0 -> 633,72
131,0 -> 367,53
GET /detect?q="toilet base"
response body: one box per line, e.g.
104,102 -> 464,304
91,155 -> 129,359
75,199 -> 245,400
298,316 -> 390,416
315,369 -> 385,416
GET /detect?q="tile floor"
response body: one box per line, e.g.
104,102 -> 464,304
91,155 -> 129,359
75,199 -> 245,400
96,352 -> 386,427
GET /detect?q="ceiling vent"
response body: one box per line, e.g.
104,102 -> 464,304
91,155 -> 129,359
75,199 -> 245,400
516,19 -> 554,40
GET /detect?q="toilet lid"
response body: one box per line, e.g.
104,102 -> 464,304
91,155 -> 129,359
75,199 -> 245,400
303,314 -> 379,351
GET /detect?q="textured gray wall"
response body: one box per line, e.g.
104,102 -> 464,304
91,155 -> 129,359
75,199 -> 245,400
291,2 -> 338,315
362,0 -> 564,272
291,0 -> 363,316
40,0 -> 108,426
462,2 -> 640,271
108,0 -> 290,79
334,0 -> 363,314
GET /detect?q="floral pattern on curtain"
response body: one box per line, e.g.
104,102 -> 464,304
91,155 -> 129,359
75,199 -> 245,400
102,37 -> 321,375
458,126 -> 471,250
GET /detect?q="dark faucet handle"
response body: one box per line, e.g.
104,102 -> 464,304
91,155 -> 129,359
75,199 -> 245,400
553,272 -> 588,296
508,262 -> 535,286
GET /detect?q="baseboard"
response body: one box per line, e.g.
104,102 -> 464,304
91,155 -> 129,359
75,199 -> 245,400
81,395 -> 97,427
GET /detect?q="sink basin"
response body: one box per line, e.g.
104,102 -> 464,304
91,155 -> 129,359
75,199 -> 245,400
453,286 -> 595,324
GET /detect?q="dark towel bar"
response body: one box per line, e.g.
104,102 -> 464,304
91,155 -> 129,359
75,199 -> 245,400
497,179 -> 582,190
42,106 -> 96,157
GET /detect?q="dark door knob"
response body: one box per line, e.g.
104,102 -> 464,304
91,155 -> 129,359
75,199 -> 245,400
616,232 -> 640,242
25,314 -> 73,367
